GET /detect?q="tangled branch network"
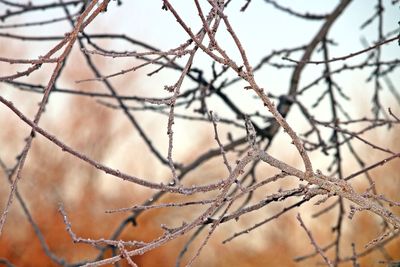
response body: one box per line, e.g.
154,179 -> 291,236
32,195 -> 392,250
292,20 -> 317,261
0,0 -> 399,266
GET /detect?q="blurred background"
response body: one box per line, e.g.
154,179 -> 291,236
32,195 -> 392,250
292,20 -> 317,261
0,1 -> 399,266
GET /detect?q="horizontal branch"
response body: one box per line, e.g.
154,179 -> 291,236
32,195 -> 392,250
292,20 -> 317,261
0,95 -> 227,195
283,35 -> 400,64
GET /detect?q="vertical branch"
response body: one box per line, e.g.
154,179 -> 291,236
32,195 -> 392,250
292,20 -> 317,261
297,213 -> 334,267
372,0 -> 385,118
0,0 -> 107,236
322,38 -> 345,266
